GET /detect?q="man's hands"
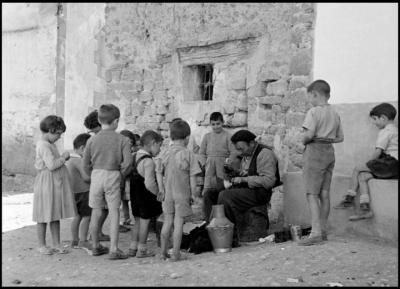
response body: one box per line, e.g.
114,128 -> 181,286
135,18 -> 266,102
231,177 -> 248,185
61,151 -> 70,161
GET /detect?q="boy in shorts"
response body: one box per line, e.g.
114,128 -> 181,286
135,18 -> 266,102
156,120 -> 202,261
335,103 -> 398,220
298,80 -> 344,246
128,130 -> 163,258
84,110 -> 110,241
66,133 -> 92,253
83,104 -> 133,259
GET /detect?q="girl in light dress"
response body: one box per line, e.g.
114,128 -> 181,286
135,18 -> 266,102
32,115 -> 77,255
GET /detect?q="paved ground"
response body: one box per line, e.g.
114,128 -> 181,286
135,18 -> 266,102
2,174 -> 398,286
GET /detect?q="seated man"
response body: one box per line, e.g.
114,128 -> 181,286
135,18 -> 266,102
202,129 -> 281,247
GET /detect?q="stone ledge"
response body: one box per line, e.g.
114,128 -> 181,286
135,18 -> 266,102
283,172 -> 398,243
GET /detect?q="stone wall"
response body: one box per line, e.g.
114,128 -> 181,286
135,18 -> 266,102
2,3 -> 59,175
101,3 -> 315,174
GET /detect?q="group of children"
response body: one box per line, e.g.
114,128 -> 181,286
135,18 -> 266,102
32,79 -> 398,257
32,102 -> 237,260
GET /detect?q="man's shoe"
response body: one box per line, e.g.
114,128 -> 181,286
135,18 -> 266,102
297,235 -> 323,246
360,202 -> 371,211
349,211 -> 374,221
334,195 -> 355,209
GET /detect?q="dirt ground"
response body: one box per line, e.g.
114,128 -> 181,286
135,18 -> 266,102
2,175 -> 398,287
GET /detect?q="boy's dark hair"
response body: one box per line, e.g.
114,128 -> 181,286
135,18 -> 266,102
307,80 -> 330,98
370,103 -> 397,120
170,119 -> 191,140
231,129 -> 256,144
210,112 -> 224,122
133,134 -> 141,143
98,104 -> 120,124
73,133 -> 91,149
84,110 -> 100,130
120,129 -> 135,143
140,130 -> 164,146
40,115 -> 66,133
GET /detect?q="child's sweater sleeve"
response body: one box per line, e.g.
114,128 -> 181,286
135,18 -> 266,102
39,143 -> 66,171
120,138 -> 133,178
82,139 -> 92,176
199,133 -> 208,165
139,158 -> 159,196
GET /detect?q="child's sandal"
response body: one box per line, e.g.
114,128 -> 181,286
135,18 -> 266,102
128,248 -> 138,257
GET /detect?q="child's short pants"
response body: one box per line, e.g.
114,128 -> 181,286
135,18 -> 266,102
89,169 -> 121,209
302,142 -> 335,195
162,197 -> 192,218
367,152 -> 399,179
74,191 -> 91,217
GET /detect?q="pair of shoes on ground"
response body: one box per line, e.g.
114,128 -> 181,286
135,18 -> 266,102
349,203 -> 374,221
127,248 -> 156,258
335,195 -> 374,221
91,244 -> 129,260
334,195 -> 355,209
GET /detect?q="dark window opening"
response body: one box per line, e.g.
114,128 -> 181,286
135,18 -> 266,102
198,64 -> 214,101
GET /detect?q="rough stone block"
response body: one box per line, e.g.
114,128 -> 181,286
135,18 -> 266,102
258,108 -> 274,122
271,105 -> 281,113
143,105 -> 156,116
143,80 -> 155,91
266,79 -> 288,96
289,50 -> 312,75
140,91 -> 153,102
247,82 -> 266,98
289,75 -> 309,90
165,112 -> 177,123
223,100 -> 236,115
281,88 -> 309,112
160,121 -> 170,131
286,112 -> 306,128
259,96 -> 282,105
266,124 -> 285,135
124,116 -> 136,124
258,134 -> 275,148
236,92 -> 248,111
156,104 -> 168,115
109,82 -> 136,91
131,103 -> 144,117
228,111 -> 247,127
121,69 -> 142,82
258,65 -> 289,82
